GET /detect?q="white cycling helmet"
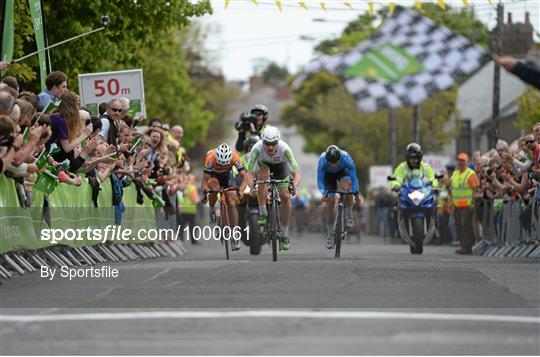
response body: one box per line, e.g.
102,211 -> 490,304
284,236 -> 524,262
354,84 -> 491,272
261,126 -> 281,145
215,143 -> 232,165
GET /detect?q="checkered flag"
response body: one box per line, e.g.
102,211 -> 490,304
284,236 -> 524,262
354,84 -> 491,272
294,8 -> 490,112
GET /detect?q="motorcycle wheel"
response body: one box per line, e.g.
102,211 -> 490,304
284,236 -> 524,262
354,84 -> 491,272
411,217 -> 424,255
248,212 -> 261,255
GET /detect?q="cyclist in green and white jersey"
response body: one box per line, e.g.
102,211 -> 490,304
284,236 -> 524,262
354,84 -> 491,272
245,126 -> 301,250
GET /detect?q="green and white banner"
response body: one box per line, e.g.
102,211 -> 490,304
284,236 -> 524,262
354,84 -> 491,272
28,0 -> 48,91
343,43 -> 425,83
1,0 -> 14,75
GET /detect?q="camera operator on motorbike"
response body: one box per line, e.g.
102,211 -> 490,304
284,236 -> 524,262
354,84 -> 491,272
234,104 -> 269,152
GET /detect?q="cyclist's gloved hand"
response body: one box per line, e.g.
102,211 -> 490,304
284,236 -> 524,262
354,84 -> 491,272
288,182 -> 296,196
201,190 -> 209,204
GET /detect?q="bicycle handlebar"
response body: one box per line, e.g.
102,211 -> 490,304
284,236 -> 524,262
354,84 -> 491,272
255,179 -> 290,185
324,191 -> 359,198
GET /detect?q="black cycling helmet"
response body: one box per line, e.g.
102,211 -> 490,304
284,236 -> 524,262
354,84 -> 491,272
325,145 -> 342,164
406,142 -> 423,161
250,104 -> 269,121
243,135 -> 260,153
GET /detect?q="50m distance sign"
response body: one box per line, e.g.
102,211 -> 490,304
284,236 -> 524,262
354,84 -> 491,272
78,69 -> 146,118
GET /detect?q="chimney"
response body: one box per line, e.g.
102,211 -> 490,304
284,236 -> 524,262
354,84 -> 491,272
525,12 -> 530,24
507,12 -> 512,24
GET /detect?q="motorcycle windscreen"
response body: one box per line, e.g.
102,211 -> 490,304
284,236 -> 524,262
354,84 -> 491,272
409,177 -> 423,189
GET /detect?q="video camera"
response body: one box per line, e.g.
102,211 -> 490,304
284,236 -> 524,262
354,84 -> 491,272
236,112 -> 258,132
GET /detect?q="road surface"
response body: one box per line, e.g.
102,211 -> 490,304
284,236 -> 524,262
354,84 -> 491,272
1,234 -> 539,355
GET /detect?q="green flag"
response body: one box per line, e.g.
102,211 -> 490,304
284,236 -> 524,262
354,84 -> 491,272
35,148 -> 48,169
39,99 -> 61,118
28,0 -> 48,91
129,136 -> 142,153
34,169 -> 58,195
344,43 -> 425,83
1,0 -> 14,76
22,126 -> 30,144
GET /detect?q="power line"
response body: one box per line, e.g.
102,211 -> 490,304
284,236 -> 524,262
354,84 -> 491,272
205,31 -> 339,45
207,36 -> 326,51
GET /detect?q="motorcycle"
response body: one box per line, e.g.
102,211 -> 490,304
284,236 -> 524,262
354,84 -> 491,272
237,186 -> 263,255
387,170 -> 442,254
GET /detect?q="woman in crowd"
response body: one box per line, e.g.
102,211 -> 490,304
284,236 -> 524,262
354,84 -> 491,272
47,91 -> 93,165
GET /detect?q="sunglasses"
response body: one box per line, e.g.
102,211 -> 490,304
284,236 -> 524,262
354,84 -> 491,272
526,140 -> 536,144
110,108 -> 123,113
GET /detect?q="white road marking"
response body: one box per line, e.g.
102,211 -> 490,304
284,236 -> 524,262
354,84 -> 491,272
96,287 -> 115,299
1,310 -> 539,324
165,280 -> 183,288
143,268 -> 171,282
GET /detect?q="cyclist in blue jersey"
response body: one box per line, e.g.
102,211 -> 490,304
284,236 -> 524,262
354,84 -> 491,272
317,145 -> 359,249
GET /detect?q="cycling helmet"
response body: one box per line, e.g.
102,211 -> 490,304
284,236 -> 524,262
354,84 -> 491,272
406,142 -> 423,161
243,135 -> 260,153
261,126 -> 280,144
216,143 -> 232,165
325,145 -> 341,164
250,104 -> 269,121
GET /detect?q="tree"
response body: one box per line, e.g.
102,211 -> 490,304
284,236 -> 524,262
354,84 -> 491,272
5,1 -> 224,150
315,13 -> 377,55
176,23 -> 242,152
515,88 -> 540,131
137,30 -> 214,150
261,62 -> 289,86
7,0 -> 212,93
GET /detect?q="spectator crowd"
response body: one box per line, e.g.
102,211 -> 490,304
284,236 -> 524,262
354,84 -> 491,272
0,69 -> 201,243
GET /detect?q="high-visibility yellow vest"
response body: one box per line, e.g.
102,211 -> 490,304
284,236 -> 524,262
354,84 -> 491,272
450,168 -> 475,208
178,184 -> 197,214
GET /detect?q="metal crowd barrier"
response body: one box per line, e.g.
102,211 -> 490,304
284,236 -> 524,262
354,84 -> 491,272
473,198 -> 540,258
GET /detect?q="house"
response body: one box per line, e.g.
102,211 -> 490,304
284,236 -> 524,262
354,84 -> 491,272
454,61 -> 528,154
438,12 -> 538,157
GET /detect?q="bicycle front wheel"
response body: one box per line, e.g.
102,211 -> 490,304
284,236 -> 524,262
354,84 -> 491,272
225,239 -> 230,260
221,203 -> 230,260
269,203 -> 278,262
335,205 -> 343,258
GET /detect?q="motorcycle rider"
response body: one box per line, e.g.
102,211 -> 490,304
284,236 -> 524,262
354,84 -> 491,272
389,143 -> 435,192
236,135 -> 261,247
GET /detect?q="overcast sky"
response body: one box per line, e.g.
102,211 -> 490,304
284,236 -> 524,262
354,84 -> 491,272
198,0 -> 540,81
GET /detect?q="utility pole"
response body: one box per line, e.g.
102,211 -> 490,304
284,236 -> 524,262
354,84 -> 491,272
389,109 -> 397,167
490,3 -> 504,148
412,105 -> 420,144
